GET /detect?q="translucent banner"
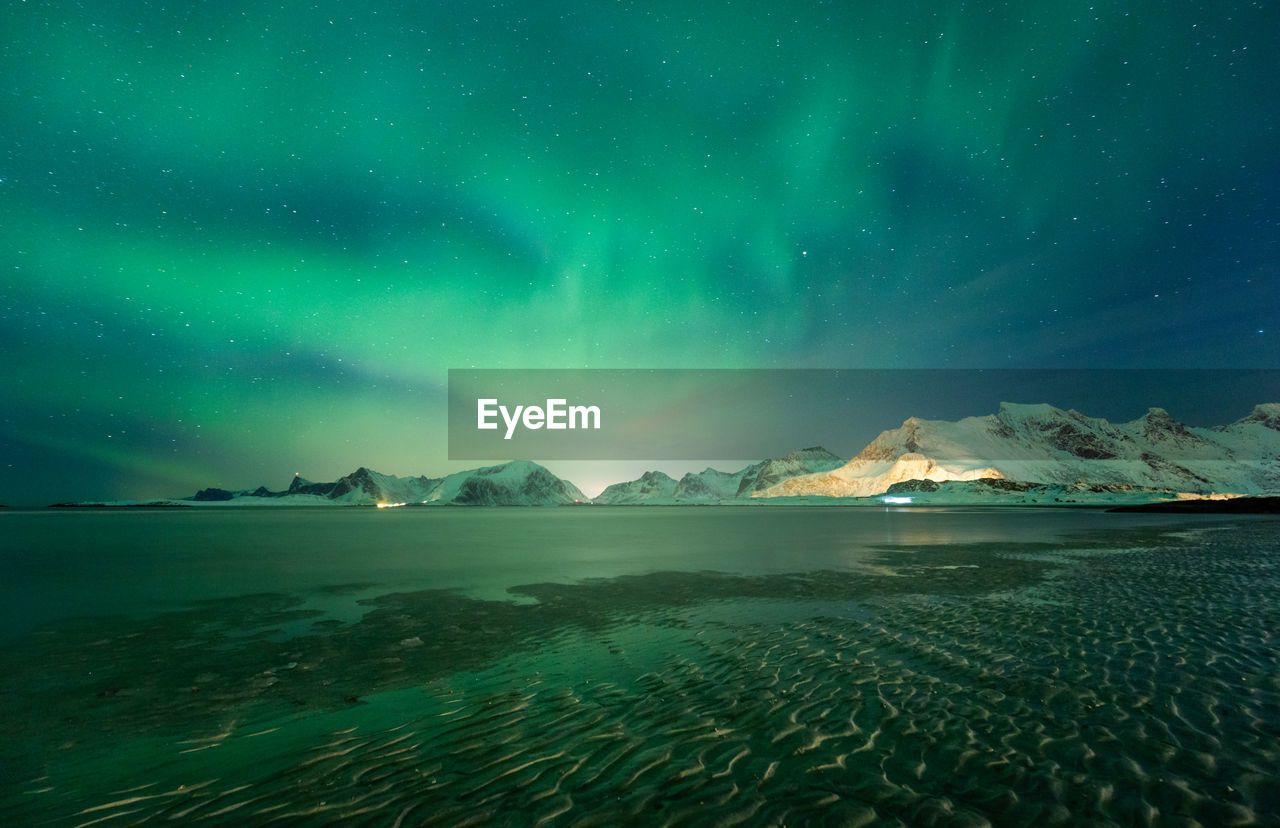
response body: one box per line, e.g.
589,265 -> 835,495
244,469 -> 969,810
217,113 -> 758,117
447,368 -> 1280,460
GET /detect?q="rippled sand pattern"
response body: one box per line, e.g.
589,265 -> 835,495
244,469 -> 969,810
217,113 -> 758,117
5,521 -> 1279,826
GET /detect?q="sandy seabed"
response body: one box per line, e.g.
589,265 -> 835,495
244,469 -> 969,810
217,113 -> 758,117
3,520 -> 1278,826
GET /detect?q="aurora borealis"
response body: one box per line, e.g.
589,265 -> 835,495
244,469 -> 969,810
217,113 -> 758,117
2,1 -> 1277,504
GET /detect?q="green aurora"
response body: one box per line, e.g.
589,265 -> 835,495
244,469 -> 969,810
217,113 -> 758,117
2,0 -> 1277,503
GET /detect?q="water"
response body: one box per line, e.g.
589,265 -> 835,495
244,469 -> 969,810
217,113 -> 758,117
1,506 -> 1277,825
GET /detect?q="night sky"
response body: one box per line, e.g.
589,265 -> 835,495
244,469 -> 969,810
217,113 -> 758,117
3,1 -> 1278,505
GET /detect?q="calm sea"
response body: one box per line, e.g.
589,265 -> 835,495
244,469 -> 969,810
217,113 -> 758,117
1,506 -> 1277,825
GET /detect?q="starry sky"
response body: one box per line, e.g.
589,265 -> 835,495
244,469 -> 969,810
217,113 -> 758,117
2,0 -> 1277,504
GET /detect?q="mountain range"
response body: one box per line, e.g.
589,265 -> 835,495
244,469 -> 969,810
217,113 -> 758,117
190,460 -> 586,506
754,402 -> 1280,500
593,447 -> 845,504
88,402 -> 1280,507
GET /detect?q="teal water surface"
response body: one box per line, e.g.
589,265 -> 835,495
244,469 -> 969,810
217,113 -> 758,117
1,507 -> 1277,825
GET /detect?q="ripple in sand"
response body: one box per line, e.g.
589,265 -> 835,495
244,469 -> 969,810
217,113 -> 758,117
7,521 -> 1279,825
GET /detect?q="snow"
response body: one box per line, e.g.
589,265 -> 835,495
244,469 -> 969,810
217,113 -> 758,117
97,402 -> 1277,508
757,452 -> 1005,498
594,470 -> 681,504
593,448 -> 846,504
755,402 -> 1280,500
165,460 -> 588,507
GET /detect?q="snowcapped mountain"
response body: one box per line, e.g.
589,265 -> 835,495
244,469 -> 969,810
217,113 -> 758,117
734,447 -> 846,496
296,467 -> 443,505
593,471 -> 681,504
673,468 -> 745,502
593,447 -> 846,504
144,404 -> 1280,508
186,461 -> 585,506
421,460 -> 587,505
757,403 -> 1280,499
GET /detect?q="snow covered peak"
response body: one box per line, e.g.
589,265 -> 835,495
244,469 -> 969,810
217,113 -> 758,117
593,470 -> 679,504
735,446 -> 846,496
996,401 -> 1066,422
782,446 -> 843,463
287,474 -> 315,493
758,449 -> 1004,499
1136,407 -> 1188,428
594,447 -> 846,504
325,467 -> 438,504
475,459 -> 539,478
429,460 -> 587,505
187,461 -> 585,506
758,402 -> 1280,499
673,468 -> 742,502
1238,404 -> 1280,430
1127,406 -> 1197,443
